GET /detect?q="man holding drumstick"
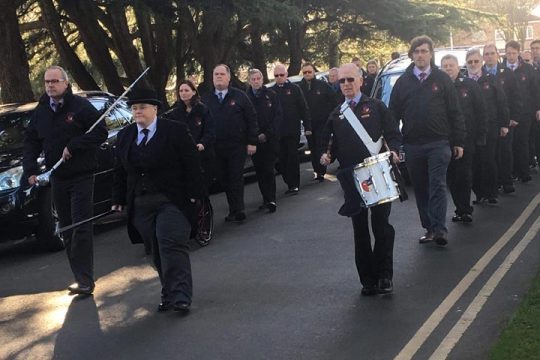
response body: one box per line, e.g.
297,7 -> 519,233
321,63 -> 401,296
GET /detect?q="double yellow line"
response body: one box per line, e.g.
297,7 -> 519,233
395,193 -> 540,360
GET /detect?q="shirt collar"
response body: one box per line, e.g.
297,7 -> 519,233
50,98 -> 64,110
136,117 -> 158,134
215,88 -> 228,97
343,92 -> 362,106
413,66 -> 432,78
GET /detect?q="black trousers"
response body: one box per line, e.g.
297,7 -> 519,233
497,129 -> 513,186
132,193 -> 192,304
448,145 -> 474,215
351,203 -> 395,287
252,140 -> 277,204
306,128 -> 327,177
473,135 -> 498,199
215,143 -> 247,214
51,174 -> 94,287
513,117 -> 532,178
278,135 -> 300,189
529,121 -> 540,165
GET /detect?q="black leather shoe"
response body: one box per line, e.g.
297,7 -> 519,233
313,175 -> 325,182
378,279 -> 393,294
503,184 -> 515,194
461,213 -> 473,223
285,188 -> 299,195
225,212 -> 246,222
487,198 -> 498,204
157,301 -> 173,312
419,232 -> 434,244
452,215 -> 462,222
67,283 -> 94,295
267,202 -> 277,213
472,197 -> 486,205
173,302 -> 191,313
361,286 -> 378,296
434,234 -> 448,246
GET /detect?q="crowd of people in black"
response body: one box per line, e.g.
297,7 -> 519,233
23,34 -> 540,311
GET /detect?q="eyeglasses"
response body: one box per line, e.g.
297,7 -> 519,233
483,52 -> 496,56
45,79 -> 64,84
338,77 -> 356,84
302,70 -> 313,74
467,59 -> 481,65
413,49 -> 430,55
274,73 -> 286,77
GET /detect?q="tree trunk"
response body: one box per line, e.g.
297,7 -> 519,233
249,20 -> 269,83
60,0 -> 124,94
38,0 -> 99,91
327,20 -> 340,68
0,0 -> 35,103
101,1 -> 149,87
286,21 -> 304,76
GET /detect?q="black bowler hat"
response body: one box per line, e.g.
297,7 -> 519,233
126,87 -> 161,106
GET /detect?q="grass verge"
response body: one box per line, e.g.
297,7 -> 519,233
490,270 -> 540,360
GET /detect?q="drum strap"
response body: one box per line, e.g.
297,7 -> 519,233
340,102 -> 383,156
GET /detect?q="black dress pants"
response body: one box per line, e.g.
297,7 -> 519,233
132,193 -> 192,304
252,140 -> 277,204
473,134 -> 498,200
351,203 -> 395,288
215,143 -> 247,215
448,145 -> 474,215
497,129 -> 514,186
51,174 -> 94,287
306,127 -> 327,177
513,117 -> 532,178
278,135 -> 300,189
529,120 -> 540,165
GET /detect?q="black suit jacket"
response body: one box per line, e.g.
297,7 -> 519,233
112,118 -> 203,244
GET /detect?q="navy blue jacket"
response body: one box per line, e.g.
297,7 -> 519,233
23,87 -> 107,179
298,78 -> 337,130
502,59 -> 540,119
269,81 -> 311,137
389,64 -> 466,147
246,86 -> 282,142
483,63 -> 522,122
453,76 -> 488,147
201,87 -> 258,146
165,101 -> 215,149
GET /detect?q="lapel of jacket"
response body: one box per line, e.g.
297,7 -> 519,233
119,123 -> 138,163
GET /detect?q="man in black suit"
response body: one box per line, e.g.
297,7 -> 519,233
111,88 -> 204,313
23,65 -> 107,296
299,62 -> 337,181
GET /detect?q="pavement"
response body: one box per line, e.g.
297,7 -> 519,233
1,162 -> 539,360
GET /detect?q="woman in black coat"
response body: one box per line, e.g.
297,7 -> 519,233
166,80 -> 216,246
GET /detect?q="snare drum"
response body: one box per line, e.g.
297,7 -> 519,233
353,152 -> 400,207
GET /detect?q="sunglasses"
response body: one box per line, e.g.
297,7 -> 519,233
338,77 -> 356,84
302,70 -> 313,74
45,79 -> 64,84
467,59 -> 481,65
274,73 -> 286,77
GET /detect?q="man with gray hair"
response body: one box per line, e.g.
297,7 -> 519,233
23,65 -> 107,296
441,54 -> 487,223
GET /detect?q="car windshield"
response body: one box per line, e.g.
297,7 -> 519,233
0,111 -> 32,152
373,73 -> 402,106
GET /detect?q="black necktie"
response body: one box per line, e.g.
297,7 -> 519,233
349,100 -> 357,110
140,128 -> 149,147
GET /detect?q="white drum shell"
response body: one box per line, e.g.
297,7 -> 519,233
353,152 -> 400,208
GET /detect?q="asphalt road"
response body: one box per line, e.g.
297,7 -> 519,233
1,162 -> 539,360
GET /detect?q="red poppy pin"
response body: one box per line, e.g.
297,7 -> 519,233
483,83 -> 490,90
316,90 -> 321,95
461,89 -> 468,97
229,100 -> 236,106
432,83 -> 439,92
267,101 -> 272,108
194,116 -> 202,126
65,112 -> 75,124
522,75 -> 527,81
286,89 -> 292,95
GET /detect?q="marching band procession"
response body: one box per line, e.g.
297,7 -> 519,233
21,34 -> 540,315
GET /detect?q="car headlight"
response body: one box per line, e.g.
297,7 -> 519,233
0,166 -> 23,191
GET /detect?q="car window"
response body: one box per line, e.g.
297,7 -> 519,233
374,74 -> 402,106
113,105 -> 132,127
89,98 -> 123,130
0,111 -> 32,151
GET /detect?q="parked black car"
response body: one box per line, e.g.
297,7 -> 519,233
0,92 -> 132,251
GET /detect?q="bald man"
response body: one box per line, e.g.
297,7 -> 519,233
270,64 -> 312,194
321,63 -> 401,295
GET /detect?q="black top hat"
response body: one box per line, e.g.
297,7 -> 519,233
126,87 -> 161,106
